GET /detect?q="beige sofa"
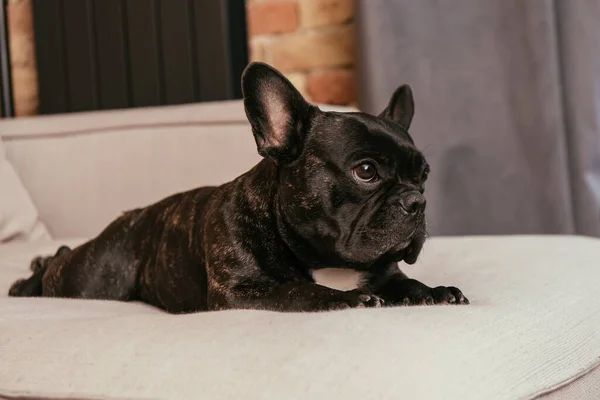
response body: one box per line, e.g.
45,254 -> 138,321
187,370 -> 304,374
1,101 -> 599,400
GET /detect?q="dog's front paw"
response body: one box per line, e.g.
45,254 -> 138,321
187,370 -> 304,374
431,286 -> 469,305
387,279 -> 469,306
325,290 -> 384,311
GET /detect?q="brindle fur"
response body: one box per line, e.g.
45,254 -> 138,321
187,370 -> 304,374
9,63 -> 468,313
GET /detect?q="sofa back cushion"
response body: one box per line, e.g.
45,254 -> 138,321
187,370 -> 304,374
1,101 -> 354,239
0,140 -> 50,242
1,101 -> 262,238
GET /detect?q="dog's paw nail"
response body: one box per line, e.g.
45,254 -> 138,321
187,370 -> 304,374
56,246 -> 71,256
371,296 -> 384,308
402,298 -> 411,306
425,296 -> 434,305
446,287 -> 469,305
358,294 -> 371,302
330,303 -> 351,311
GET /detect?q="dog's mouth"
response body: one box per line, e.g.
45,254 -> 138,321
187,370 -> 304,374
389,240 -> 411,255
386,242 -> 411,262
385,227 -> 426,264
385,240 -> 420,264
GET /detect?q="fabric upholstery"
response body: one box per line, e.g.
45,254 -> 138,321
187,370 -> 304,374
1,236 -> 600,400
537,364 -> 600,400
0,101 -> 352,239
0,140 -> 49,243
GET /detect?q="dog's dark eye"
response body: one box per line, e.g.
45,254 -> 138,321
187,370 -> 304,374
353,163 -> 379,183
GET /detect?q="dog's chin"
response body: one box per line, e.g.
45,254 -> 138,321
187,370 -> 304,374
385,241 -> 413,261
336,231 -> 426,267
331,218 -> 427,267
384,235 -> 425,264
380,222 -> 428,264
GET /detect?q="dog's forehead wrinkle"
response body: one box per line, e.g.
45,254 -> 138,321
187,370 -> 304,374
389,148 -> 425,179
306,113 -> 425,180
337,112 -> 414,149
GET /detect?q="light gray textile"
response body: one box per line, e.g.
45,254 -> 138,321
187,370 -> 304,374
0,140 -> 50,243
1,236 -> 600,400
537,364 -> 600,400
0,101 -> 353,238
356,0 -> 600,236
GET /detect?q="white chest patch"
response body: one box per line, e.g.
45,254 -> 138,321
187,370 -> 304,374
311,268 -> 366,291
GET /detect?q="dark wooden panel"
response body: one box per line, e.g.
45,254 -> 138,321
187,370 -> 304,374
93,0 -> 130,109
0,0 -> 14,117
126,0 -> 162,107
193,0 -> 232,101
62,0 -> 98,112
226,0 -> 249,99
32,0 -> 68,114
159,0 -> 196,105
30,0 -> 247,115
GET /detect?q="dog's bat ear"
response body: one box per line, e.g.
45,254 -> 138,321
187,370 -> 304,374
242,62 -> 313,164
379,84 -> 414,130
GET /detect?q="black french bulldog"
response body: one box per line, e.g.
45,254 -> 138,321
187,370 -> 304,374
9,62 -> 468,312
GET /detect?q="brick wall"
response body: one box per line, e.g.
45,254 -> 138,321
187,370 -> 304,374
6,0 -> 38,116
247,0 -> 356,106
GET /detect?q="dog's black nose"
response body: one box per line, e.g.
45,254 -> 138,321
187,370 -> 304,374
400,192 -> 426,214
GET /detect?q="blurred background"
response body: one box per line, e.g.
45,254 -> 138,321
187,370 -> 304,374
1,0 -> 599,238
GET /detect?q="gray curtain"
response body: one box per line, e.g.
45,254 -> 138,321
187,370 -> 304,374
356,0 -> 600,237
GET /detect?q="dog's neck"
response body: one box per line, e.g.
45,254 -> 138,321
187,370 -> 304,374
273,190 -> 371,272
273,194 -> 323,270
241,159 -> 373,274
275,210 -> 368,289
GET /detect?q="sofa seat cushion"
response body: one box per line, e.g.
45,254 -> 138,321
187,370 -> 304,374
1,235 -> 599,400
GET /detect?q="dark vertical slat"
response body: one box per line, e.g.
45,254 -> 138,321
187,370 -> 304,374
126,0 -> 162,107
193,0 -> 232,101
62,0 -> 98,112
154,0 -> 165,104
0,0 -> 14,117
225,0 -> 249,99
187,0 -> 200,101
121,1 -> 133,108
160,0 -> 196,104
93,0 -> 129,110
30,0 -> 248,115
31,0 -> 68,114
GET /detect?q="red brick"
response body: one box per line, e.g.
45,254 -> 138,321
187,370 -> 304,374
8,0 -> 38,116
12,66 -> 38,116
269,25 -> 354,72
247,2 -> 299,36
249,40 -> 266,63
8,0 -> 33,34
307,69 -> 355,105
285,72 -> 309,99
300,0 -> 353,28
